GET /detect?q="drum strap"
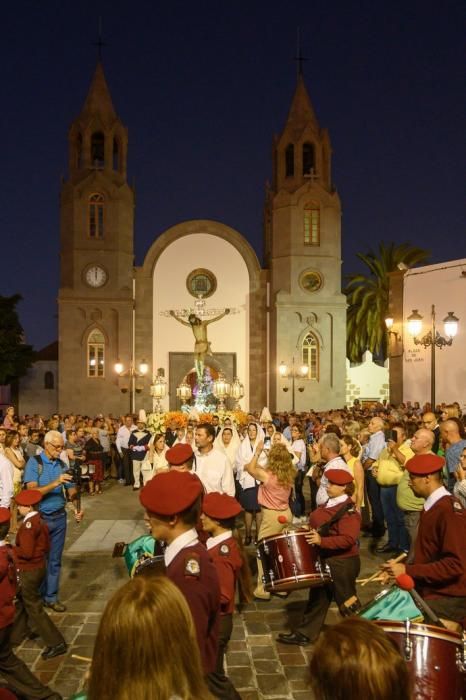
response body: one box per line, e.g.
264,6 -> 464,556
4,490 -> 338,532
317,502 -> 355,537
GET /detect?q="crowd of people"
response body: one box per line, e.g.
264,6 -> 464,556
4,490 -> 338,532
0,398 -> 465,698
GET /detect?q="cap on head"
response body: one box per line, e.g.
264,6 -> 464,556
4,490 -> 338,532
139,470 -> 203,515
0,508 -> 11,525
325,469 -> 353,486
405,453 -> 445,476
166,443 -> 194,466
202,493 -> 242,520
15,489 -> 42,507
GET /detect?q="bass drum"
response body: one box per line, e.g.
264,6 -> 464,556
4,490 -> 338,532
257,529 -> 331,592
375,620 -> 466,700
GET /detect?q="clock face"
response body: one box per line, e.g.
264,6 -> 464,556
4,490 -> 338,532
299,270 -> 323,294
85,265 -> 108,288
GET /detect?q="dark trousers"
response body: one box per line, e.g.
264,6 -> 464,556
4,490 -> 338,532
297,556 -> 360,641
427,596 -> 466,624
11,567 -> 65,648
120,448 -> 133,485
380,485 -> 410,551
0,624 -> 58,699
207,614 -> 240,700
293,470 -> 306,517
365,470 -> 385,536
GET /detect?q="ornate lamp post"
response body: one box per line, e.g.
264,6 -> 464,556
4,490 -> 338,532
212,371 -> 231,411
407,305 -> 459,409
176,380 -> 192,406
114,359 -> 149,413
150,369 -> 167,413
279,357 -> 309,412
230,377 -> 244,410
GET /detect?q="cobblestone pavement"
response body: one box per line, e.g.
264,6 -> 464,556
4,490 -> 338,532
9,481 -> 386,699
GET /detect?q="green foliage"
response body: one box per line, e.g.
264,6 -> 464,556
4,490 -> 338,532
345,243 -> 430,362
0,294 -> 35,384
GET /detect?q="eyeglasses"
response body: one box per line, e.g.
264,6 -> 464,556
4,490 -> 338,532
422,421 -> 433,425
48,443 -> 63,450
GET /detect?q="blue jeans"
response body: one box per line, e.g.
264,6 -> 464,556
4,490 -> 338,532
380,485 -> 410,551
365,470 -> 385,536
41,510 -> 67,603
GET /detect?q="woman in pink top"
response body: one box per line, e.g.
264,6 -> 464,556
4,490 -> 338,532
244,442 -> 296,600
2,406 -> 16,430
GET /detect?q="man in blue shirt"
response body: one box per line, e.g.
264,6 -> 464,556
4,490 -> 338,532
442,420 -> 466,492
362,416 -> 386,539
23,430 -> 83,613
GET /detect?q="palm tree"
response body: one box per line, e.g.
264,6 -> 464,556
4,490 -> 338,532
345,242 -> 430,362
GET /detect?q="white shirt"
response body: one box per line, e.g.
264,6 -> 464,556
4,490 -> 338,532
0,454 -> 13,508
326,494 -> 349,509
115,424 -> 136,454
206,530 -> 232,550
23,511 -> 36,523
164,528 -> 199,567
194,447 -> 236,496
424,486 -> 451,512
316,456 -> 351,506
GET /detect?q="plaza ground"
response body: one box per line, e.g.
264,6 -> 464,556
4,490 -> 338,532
11,481 -> 386,699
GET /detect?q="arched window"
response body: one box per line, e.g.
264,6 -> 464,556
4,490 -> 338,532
89,194 -> 104,239
87,330 -> 105,377
302,333 -> 319,380
76,133 -> 83,169
285,143 -> 294,177
303,202 -> 320,245
113,137 -> 120,171
44,371 -> 54,390
302,142 -> 315,175
91,131 -> 105,168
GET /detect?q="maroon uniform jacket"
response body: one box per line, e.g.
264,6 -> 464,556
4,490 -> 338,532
407,494 -> 466,599
0,544 -> 17,629
308,497 -> 361,559
166,541 -> 220,674
208,536 -> 242,615
15,513 -> 50,571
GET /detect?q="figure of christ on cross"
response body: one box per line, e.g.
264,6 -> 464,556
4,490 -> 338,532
169,309 -> 230,379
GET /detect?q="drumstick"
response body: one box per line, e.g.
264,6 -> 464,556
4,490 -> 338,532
360,552 -> 407,587
71,654 -> 92,663
356,575 -> 385,584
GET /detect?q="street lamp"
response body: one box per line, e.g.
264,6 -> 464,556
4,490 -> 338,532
150,369 -> 167,413
114,359 -> 149,413
212,371 -> 231,411
279,357 -> 309,411
384,316 -> 401,342
407,305 -> 459,408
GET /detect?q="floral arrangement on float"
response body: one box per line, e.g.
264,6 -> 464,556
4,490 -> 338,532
146,409 -> 248,434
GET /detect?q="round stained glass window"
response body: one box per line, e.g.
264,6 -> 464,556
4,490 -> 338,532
186,268 -> 217,298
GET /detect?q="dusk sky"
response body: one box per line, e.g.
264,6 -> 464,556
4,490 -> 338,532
1,0 -> 464,350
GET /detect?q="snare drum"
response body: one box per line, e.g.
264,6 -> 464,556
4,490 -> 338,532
257,529 -> 331,592
375,620 -> 466,700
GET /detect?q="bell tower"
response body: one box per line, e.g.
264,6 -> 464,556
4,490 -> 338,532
58,62 -> 135,414
266,70 -> 347,410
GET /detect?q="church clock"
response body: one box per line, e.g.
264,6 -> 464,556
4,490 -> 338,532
84,264 -> 108,288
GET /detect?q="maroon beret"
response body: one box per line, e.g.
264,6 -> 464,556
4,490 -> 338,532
405,453 -> 445,476
140,470 -> 203,515
0,508 -> 11,525
15,489 -> 42,507
325,469 -> 354,485
202,492 -> 242,520
166,443 -> 194,466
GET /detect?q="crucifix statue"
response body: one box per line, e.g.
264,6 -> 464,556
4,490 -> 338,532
170,309 -> 230,379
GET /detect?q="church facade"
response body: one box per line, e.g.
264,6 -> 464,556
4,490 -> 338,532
56,63 -> 346,415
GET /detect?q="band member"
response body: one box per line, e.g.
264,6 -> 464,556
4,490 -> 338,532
0,507 -> 62,700
383,453 -> 466,623
11,490 -> 67,659
200,492 -> 252,698
139,471 -> 221,688
278,469 -> 361,646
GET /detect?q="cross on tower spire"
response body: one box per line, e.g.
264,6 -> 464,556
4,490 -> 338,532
293,27 -> 307,79
93,17 -> 106,61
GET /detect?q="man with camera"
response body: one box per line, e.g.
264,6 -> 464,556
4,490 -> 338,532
23,430 -> 83,613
